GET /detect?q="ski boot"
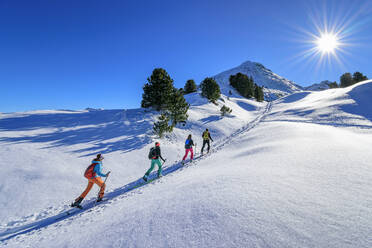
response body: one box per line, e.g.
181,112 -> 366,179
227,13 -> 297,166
143,175 -> 148,182
71,197 -> 83,209
96,197 -> 103,203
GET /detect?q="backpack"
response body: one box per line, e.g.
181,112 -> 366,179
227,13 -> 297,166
203,131 -> 209,140
84,163 -> 97,179
185,139 -> 190,149
148,147 -> 156,159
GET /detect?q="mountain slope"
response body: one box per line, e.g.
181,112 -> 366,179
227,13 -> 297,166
1,82 -> 372,248
213,61 -> 303,99
0,93 -> 264,225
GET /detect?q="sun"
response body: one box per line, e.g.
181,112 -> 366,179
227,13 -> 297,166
315,32 -> 339,54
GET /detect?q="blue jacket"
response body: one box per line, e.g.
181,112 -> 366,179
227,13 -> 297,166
92,160 -> 108,177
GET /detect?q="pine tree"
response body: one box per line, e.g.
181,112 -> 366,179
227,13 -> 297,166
352,72 -> 368,83
166,89 -> 189,127
220,105 -> 232,116
141,68 -> 190,137
340,73 -> 354,88
184,79 -> 197,94
141,68 -> 175,111
248,76 -> 255,97
153,113 -> 172,138
254,84 -> 264,102
200,77 -> 221,102
229,73 -> 254,98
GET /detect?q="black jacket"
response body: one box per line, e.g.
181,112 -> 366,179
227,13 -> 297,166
153,146 -> 165,161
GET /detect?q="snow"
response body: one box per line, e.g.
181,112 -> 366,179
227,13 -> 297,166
213,61 -> 303,100
304,80 -> 333,91
1,81 -> 372,247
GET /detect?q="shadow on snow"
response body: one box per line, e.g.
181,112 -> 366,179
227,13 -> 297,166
0,109 -> 154,156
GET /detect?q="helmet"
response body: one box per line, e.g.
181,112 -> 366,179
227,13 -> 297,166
155,142 -> 160,147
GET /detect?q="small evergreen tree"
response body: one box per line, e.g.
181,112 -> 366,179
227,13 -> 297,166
184,79 -> 197,94
200,77 -> 221,102
153,113 -> 172,138
141,68 -> 175,110
340,73 -> 354,88
352,72 -> 368,83
254,84 -> 264,102
220,105 -> 232,116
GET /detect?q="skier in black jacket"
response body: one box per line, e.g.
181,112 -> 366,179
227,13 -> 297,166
143,142 -> 165,181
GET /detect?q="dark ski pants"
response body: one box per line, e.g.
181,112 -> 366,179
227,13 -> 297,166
201,139 -> 210,153
145,159 -> 163,177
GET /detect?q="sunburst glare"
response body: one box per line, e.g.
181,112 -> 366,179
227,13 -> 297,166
315,32 -> 339,54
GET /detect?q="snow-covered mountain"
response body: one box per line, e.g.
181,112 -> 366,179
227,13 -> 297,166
213,60 -> 303,100
1,81 -> 372,248
304,80 -> 333,91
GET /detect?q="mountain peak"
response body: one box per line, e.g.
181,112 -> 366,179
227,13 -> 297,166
213,61 -> 302,100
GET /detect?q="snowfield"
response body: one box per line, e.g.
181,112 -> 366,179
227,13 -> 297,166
0,81 -> 371,248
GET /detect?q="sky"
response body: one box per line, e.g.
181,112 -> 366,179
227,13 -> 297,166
1,0 -> 371,112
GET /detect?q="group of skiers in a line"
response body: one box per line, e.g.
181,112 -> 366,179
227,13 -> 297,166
72,128 -> 214,208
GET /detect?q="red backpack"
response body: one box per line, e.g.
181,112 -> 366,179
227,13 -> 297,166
84,163 -> 97,179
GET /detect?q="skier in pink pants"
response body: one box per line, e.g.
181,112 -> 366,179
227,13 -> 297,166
182,134 -> 195,165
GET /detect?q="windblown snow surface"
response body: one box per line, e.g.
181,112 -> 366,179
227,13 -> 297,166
1,81 -> 372,248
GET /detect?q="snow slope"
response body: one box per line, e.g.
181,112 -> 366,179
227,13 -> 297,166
1,82 -> 372,248
0,92 -> 264,224
213,61 -> 303,100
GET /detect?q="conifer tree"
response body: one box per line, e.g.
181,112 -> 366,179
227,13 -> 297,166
184,79 -> 197,94
229,73 -> 254,98
340,73 -> 354,88
141,68 -> 175,111
220,105 -> 232,116
166,89 -> 189,127
254,84 -> 264,102
352,72 -> 368,83
328,81 -> 339,88
200,77 -> 221,102
153,113 -> 172,138
141,68 -> 190,137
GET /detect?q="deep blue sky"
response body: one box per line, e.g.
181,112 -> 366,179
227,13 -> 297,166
1,0 -> 371,112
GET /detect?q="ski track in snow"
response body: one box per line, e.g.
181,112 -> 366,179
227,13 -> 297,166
0,102 -> 273,243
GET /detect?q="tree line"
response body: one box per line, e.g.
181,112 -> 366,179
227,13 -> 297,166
327,71 -> 368,89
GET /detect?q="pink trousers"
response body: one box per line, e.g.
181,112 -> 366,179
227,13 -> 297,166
182,148 -> 194,160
